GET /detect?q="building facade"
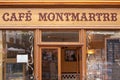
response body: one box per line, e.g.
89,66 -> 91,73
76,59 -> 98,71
0,1 -> 120,80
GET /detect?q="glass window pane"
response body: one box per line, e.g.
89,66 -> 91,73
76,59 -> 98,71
42,30 -> 79,42
3,30 -> 34,59
6,63 -> 24,80
1,30 -> 34,80
86,30 -> 120,80
42,48 -> 58,80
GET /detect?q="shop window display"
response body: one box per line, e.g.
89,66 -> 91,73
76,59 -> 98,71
1,30 -> 34,80
86,30 -> 120,80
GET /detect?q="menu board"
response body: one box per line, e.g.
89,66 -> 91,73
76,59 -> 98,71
106,38 -> 120,80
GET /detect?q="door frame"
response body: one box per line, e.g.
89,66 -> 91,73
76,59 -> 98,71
39,47 -> 61,80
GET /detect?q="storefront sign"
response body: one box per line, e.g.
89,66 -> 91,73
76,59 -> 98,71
2,12 -> 117,22
0,8 -> 120,26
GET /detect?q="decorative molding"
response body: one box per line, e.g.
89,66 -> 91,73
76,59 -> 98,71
0,2 -> 120,6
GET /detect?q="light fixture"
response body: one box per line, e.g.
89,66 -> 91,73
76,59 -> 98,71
87,49 -> 95,54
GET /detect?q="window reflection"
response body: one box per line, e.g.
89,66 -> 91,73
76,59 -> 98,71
2,30 -> 34,80
4,31 -> 33,58
42,49 -> 58,80
86,30 -> 120,80
6,63 -> 24,80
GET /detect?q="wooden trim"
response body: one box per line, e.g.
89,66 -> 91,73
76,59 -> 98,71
0,2 -> 120,6
58,47 -> 61,80
34,29 -> 40,80
76,48 -> 79,79
0,2 -> 120,8
79,30 -> 82,44
0,26 -> 120,30
0,5 -> 120,8
81,29 -> 87,80
79,48 -> 82,80
38,43 -> 84,47
39,30 -> 42,44
39,47 -> 42,80
104,38 -> 108,80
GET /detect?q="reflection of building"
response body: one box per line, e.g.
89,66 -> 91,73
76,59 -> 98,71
0,1 -> 120,80
1,31 -> 34,80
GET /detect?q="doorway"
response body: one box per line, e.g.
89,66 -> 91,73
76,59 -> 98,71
39,46 -> 81,80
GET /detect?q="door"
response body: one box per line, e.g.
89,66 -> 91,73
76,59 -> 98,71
61,47 -> 81,80
39,47 -> 61,80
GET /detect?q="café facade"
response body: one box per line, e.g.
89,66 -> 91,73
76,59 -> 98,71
0,1 -> 120,80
